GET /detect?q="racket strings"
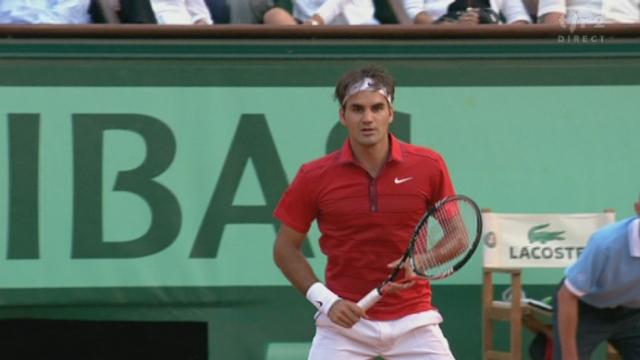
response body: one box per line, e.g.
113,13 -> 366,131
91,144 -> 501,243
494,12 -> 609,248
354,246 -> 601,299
412,200 -> 475,278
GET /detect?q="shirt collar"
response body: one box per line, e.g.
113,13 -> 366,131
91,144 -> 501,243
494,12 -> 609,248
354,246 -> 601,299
629,218 -> 640,257
337,133 -> 405,164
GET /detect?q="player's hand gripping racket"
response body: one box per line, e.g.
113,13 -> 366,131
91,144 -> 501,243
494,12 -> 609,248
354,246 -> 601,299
357,194 -> 482,310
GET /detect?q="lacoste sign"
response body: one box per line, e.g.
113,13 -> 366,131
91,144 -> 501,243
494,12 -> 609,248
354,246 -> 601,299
482,212 -> 614,268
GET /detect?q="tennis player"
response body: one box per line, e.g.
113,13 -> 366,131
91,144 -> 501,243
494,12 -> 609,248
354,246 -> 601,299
273,65 -> 457,359
554,196 -> 640,359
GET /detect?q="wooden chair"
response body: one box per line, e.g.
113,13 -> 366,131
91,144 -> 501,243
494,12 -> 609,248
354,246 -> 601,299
482,210 -> 616,360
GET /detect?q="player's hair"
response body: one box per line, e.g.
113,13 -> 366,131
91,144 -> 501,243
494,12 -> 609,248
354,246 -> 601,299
334,65 -> 396,107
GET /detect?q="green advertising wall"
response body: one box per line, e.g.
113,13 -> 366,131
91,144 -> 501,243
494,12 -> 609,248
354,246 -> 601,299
1,36 -> 640,359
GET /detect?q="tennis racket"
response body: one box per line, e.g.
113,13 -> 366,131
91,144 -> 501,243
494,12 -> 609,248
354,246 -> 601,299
357,194 -> 482,310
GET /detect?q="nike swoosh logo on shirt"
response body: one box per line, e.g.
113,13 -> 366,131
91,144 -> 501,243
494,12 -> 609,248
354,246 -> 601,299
394,176 -> 413,184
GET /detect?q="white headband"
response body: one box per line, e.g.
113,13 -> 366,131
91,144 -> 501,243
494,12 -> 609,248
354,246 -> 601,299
342,77 -> 392,106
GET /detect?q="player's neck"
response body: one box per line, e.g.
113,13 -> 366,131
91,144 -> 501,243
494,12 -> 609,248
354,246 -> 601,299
350,138 -> 390,178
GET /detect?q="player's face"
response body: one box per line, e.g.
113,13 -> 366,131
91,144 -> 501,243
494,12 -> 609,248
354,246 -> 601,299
339,91 -> 394,149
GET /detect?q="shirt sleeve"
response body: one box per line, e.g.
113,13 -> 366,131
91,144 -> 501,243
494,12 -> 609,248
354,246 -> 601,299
273,165 -> 317,234
402,0 -> 427,21
432,153 -> 456,205
537,0 -> 566,17
315,0 -> 347,24
563,234 -> 608,297
499,0 -> 531,23
151,0 -> 213,24
186,0 -> 213,24
428,153 -> 457,223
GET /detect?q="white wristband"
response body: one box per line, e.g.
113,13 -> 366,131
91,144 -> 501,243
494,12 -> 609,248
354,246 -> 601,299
305,282 -> 341,315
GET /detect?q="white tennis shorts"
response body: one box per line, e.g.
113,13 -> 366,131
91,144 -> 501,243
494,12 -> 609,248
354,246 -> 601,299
308,310 -> 455,360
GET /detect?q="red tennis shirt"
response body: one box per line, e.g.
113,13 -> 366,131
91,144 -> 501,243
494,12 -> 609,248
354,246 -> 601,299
274,134 -> 455,320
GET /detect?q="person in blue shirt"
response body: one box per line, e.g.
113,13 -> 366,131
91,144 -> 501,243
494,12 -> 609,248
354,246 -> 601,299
0,0 -> 91,24
554,196 -> 640,359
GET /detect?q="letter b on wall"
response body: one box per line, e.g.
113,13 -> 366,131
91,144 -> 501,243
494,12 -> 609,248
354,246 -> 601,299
72,114 -> 181,259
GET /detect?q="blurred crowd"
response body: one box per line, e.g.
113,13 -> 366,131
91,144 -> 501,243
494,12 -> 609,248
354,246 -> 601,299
0,0 -> 637,26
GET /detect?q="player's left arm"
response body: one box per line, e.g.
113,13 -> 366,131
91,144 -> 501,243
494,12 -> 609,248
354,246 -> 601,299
430,210 -> 470,261
381,258 -> 418,295
428,155 -> 465,263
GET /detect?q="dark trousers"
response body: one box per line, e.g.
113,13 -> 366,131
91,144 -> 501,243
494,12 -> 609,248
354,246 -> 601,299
553,290 -> 640,359
89,0 -> 157,23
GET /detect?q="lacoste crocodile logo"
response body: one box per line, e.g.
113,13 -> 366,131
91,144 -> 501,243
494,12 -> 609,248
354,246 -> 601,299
528,224 -> 566,244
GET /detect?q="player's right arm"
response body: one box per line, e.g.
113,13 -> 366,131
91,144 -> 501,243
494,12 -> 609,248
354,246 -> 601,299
274,224 -> 365,327
274,224 -> 319,295
557,283 -> 580,359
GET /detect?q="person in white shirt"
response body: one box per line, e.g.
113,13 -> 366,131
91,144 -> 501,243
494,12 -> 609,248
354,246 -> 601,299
263,0 -> 379,25
0,0 -> 91,24
403,0 -> 531,24
150,0 -> 213,24
538,0 -> 640,24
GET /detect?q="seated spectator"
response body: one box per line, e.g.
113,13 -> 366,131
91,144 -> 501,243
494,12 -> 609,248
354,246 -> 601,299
204,0 -> 230,23
150,0 -> 214,24
0,0 -> 92,24
376,0 -> 413,24
263,0 -> 379,25
538,0 -> 640,24
403,0 -> 531,24
90,0 -> 153,23
90,0 -> 216,24
227,0 -> 292,24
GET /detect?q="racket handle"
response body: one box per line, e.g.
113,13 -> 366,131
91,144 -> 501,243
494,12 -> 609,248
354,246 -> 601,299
357,288 -> 382,310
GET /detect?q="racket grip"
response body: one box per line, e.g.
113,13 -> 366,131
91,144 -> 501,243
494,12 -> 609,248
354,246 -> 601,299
357,288 -> 382,310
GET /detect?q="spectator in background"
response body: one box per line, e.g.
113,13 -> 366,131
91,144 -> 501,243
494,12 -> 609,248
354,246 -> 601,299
230,0 -> 293,24
150,0 -> 213,24
203,0 -> 230,23
538,0 -> 640,24
377,0 -> 413,23
263,0 -> 379,25
89,0 -> 155,23
403,0 -> 531,24
90,0 -> 216,24
0,0 -> 91,24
